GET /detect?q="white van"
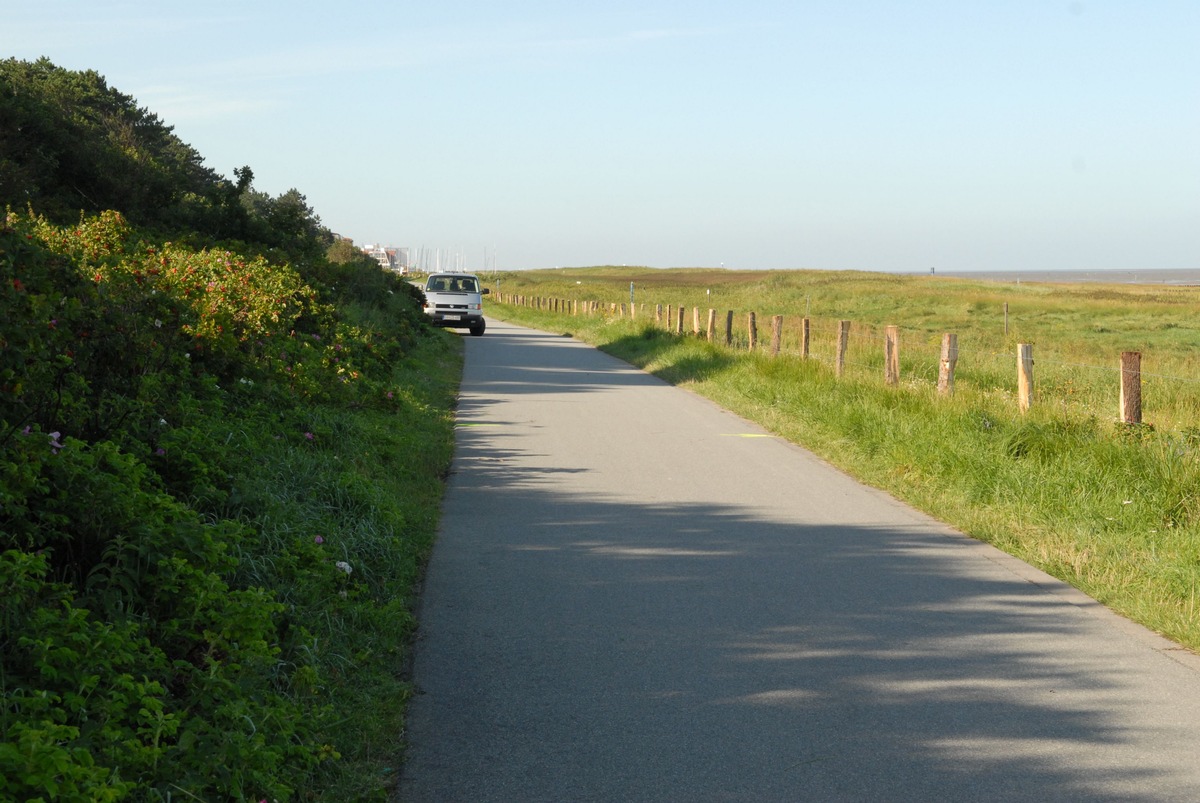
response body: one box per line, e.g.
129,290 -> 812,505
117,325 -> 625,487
422,273 -> 488,336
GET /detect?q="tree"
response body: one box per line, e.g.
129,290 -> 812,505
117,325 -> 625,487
326,238 -> 361,265
0,57 -> 218,227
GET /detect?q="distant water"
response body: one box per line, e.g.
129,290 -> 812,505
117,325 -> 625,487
921,269 -> 1200,286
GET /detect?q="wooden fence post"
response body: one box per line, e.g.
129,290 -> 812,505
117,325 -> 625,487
1018,343 -> 1034,413
836,320 -> 850,377
1120,351 -> 1142,424
885,325 -> 899,385
676,304 -> 684,335
693,307 -> 701,336
801,317 -> 810,358
724,310 -> 733,346
748,312 -> 758,351
771,315 -> 783,356
706,309 -> 717,343
938,333 -> 958,396
656,303 -> 663,324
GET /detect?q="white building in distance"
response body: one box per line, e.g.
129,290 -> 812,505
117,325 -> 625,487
361,244 -> 409,274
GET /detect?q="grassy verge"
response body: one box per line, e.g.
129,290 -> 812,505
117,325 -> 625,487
488,297 -> 1200,654
222,333 -> 462,800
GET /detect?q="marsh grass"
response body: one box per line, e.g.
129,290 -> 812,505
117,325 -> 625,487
487,267 -> 1200,429
487,270 -> 1200,652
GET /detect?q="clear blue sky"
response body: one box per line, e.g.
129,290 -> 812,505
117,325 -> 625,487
5,1 -> 1198,272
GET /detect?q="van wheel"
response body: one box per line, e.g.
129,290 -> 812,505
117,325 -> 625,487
469,321 -> 486,336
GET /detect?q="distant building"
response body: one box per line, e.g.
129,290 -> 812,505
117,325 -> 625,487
362,243 -> 410,274
362,244 -> 388,269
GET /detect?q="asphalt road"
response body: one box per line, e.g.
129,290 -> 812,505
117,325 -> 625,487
398,318 -> 1200,802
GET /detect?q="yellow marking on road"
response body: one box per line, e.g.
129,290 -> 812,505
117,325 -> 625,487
721,433 -> 773,438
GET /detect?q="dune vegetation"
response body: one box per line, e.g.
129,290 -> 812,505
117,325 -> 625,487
2,58 -> 459,801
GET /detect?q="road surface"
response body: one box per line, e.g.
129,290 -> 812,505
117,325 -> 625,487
399,318 -> 1200,802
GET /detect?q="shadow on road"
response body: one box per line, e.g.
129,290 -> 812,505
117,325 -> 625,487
401,321 -> 1195,801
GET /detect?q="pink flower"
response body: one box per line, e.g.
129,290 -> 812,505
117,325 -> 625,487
304,432 -> 314,441
48,432 -> 64,453
314,535 -> 324,544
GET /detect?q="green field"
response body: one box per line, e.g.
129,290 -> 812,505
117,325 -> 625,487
483,267 -> 1200,653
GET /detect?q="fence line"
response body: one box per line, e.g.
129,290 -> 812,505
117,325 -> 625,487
493,293 -> 1199,429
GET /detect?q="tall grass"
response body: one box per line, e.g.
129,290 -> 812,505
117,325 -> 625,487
486,271 -> 1200,652
229,337 -> 460,800
174,330 -> 461,799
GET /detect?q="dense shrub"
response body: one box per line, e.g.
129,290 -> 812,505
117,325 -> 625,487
1,205 -> 442,800
1,439 -> 314,800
